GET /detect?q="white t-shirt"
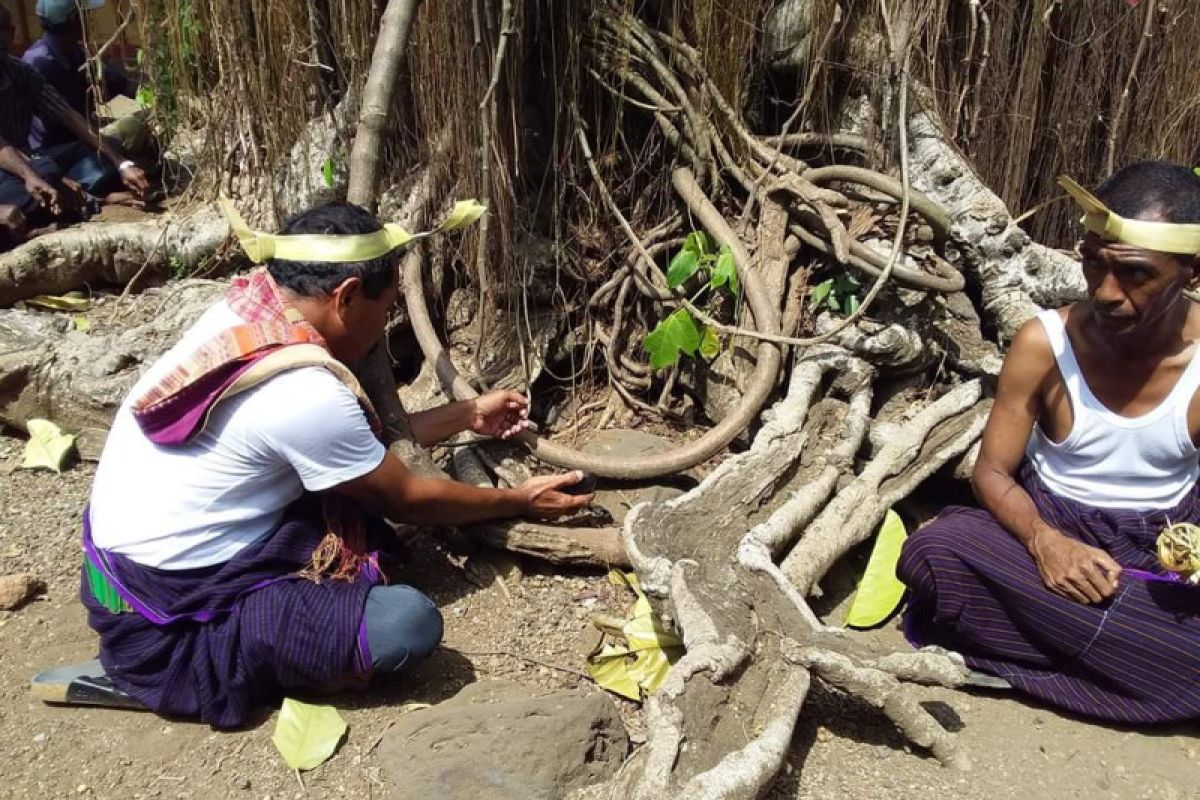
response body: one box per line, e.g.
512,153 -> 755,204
88,301 -> 386,570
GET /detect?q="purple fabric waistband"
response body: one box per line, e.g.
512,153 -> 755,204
82,501 -> 386,629
82,513 -> 286,625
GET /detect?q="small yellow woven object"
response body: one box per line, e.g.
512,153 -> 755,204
1156,522 -> 1200,583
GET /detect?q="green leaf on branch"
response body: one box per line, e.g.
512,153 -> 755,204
699,326 -> 721,359
810,272 -> 863,315
321,157 -> 336,188
709,246 -> 739,295
683,231 -> 713,257
667,249 -> 701,289
809,279 -> 834,309
832,271 -> 861,295
644,309 -> 702,369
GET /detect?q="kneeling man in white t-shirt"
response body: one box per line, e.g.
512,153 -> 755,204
74,201 -> 591,728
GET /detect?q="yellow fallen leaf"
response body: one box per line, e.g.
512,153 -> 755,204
587,643 -> 643,701
845,509 -> 909,629
21,419 -> 76,474
271,698 -> 347,771
587,570 -> 684,701
73,316 -> 91,332
25,294 -> 92,312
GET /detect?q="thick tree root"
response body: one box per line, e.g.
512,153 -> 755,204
617,343 -> 983,798
780,380 -> 990,595
0,280 -> 226,457
783,643 -> 971,770
905,111 -> 1083,339
470,520 -> 629,568
0,207 -> 230,306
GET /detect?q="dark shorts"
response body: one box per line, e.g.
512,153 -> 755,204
34,139 -> 120,196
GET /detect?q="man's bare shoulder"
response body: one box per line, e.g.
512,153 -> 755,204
1000,311 -> 1062,391
1008,313 -> 1056,361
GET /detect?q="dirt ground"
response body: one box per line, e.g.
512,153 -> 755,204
0,432 -> 1197,800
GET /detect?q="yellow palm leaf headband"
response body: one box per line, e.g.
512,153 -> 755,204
219,196 -> 487,263
1058,175 -> 1200,255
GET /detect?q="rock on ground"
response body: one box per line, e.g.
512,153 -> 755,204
377,680 -> 629,800
0,573 -> 43,610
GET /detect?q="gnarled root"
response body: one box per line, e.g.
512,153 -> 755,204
470,519 -> 629,568
0,206 -> 230,306
780,380 -> 990,595
905,111 -> 1083,340
0,280 -> 226,458
617,340 -> 984,798
783,643 -> 971,770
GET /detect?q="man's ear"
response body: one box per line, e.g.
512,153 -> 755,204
331,276 -> 363,313
1187,255 -> 1200,290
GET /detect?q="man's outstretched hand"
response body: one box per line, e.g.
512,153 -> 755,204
470,390 -> 532,439
24,174 -> 60,214
517,471 -> 594,520
1029,527 -> 1122,604
119,162 -> 150,197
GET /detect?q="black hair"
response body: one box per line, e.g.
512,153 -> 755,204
266,202 -> 399,300
1095,160 -> 1200,224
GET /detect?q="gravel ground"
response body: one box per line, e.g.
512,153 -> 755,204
0,432 -> 1196,799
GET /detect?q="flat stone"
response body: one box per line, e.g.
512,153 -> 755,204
378,681 -> 628,800
576,429 -> 691,523
580,428 -> 676,459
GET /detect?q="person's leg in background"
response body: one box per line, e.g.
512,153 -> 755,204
34,140 -> 119,198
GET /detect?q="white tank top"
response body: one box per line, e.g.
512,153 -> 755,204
1026,309 -> 1200,510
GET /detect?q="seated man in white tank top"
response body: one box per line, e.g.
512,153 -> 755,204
898,161 -> 1200,724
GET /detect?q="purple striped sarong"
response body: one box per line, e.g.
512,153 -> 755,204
81,498 -> 383,729
898,464 -> 1200,724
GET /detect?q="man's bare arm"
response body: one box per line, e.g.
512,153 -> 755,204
0,135 -> 62,213
971,319 -> 1056,548
50,105 -> 149,196
409,390 -> 530,447
973,317 -> 1121,603
333,451 -> 590,526
0,136 -> 40,182
408,401 -> 473,448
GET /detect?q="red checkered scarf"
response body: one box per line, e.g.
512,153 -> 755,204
132,270 -> 325,415
133,268 -> 383,582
